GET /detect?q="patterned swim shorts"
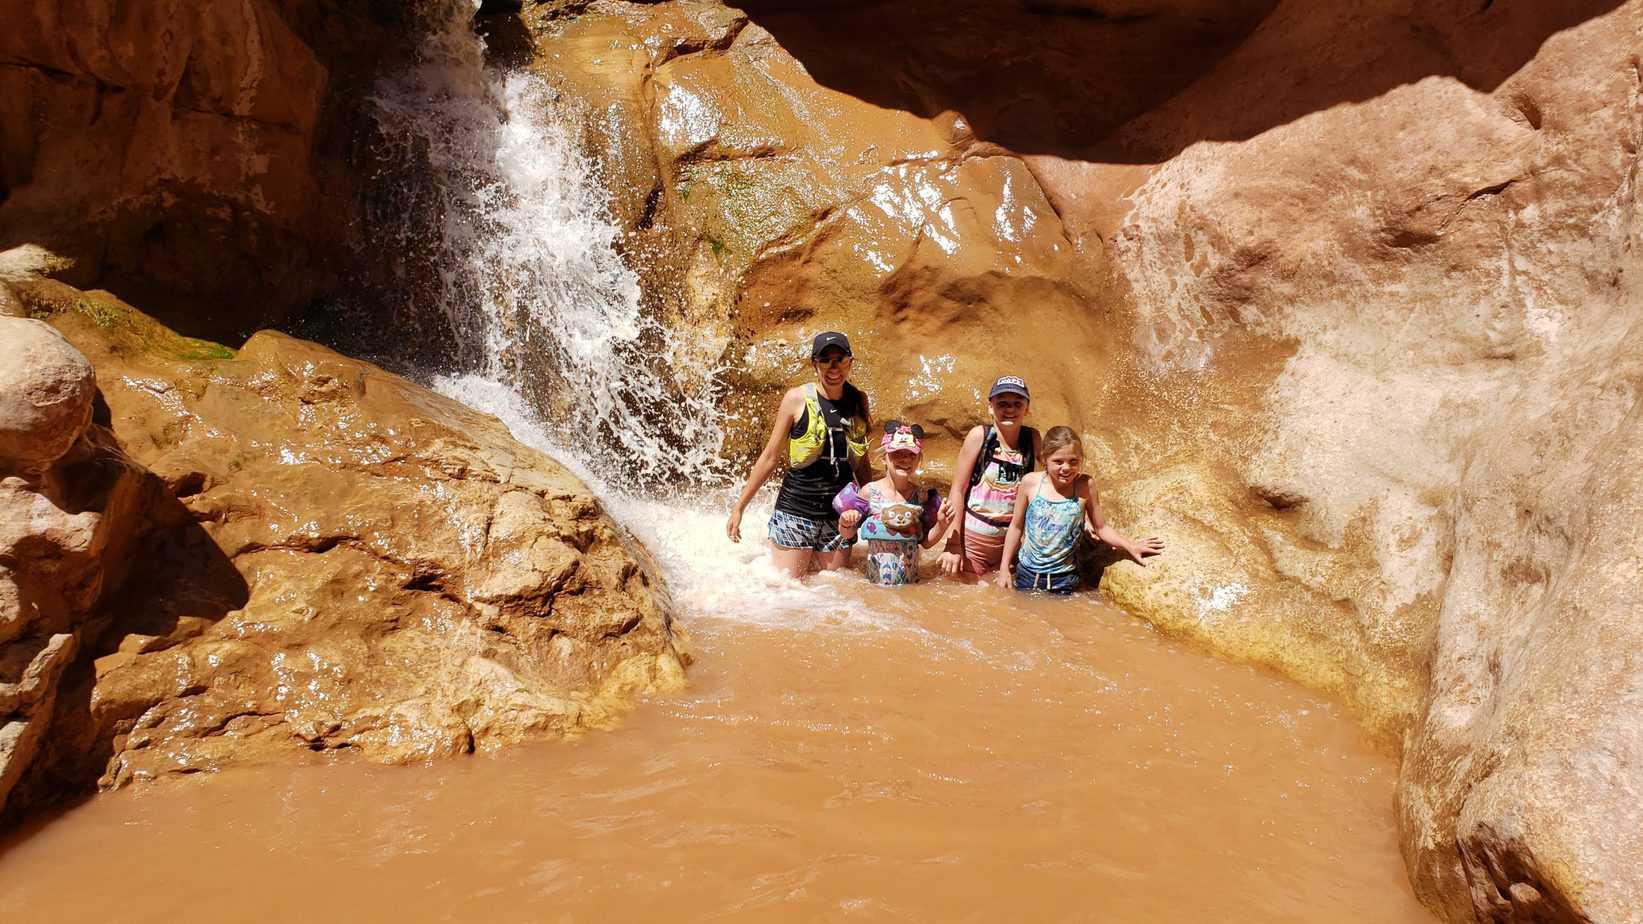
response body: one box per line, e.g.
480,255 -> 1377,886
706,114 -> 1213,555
767,509 -> 851,552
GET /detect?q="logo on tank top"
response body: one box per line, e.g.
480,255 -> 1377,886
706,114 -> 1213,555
988,447 -> 1026,485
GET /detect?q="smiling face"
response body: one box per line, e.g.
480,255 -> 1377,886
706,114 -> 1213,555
1043,444 -> 1083,486
812,347 -> 852,390
989,394 -> 1028,432
886,448 -> 920,480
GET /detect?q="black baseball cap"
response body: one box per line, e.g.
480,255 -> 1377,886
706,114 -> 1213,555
988,375 -> 1030,400
811,331 -> 852,358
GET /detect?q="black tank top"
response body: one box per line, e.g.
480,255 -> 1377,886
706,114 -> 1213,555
774,383 -> 863,522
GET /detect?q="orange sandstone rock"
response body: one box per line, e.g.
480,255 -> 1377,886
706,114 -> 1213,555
0,313 -> 164,820
526,0 -> 1113,471
535,2 -> 1643,919
2,283 -> 684,812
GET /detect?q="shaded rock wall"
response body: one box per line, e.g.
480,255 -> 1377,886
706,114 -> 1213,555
1,280 -> 686,817
524,1 -> 1643,920
0,315 -> 168,821
0,0 -> 458,342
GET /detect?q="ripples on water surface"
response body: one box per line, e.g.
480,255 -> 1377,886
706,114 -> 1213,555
0,385 -> 1430,921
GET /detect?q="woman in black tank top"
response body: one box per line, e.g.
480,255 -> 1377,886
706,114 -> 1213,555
726,332 -> 874,579
773,384 -> 864,521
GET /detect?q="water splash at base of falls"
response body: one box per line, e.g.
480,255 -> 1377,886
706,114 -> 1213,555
367,0 -> 727,490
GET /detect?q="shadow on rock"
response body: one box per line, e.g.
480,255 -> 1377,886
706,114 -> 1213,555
737,0 -> 1626,161
2,450 -> 249,827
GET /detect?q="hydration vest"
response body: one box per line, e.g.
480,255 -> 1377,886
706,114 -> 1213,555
968,425 -> 1035,490
788,383 -> 868,473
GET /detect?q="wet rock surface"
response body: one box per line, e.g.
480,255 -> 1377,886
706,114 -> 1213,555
2,282 -> 685,813
529,1 -> 1643,919
525,0 -> 1112,465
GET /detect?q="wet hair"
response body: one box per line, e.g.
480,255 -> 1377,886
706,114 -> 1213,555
1039,426 -> 1083,461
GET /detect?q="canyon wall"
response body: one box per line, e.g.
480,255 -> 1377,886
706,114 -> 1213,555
3,0 -> 1639,919
520,1 -> 1643,919
0,0 -> 442,342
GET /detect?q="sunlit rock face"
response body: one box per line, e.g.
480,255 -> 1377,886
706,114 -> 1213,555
2,281 -> 686,811
528,0 -> 1123,465
528,1 -> 1643,919
1075,5 -> 1643,919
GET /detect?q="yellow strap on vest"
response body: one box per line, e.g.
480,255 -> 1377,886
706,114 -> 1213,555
788,383 -> 867,470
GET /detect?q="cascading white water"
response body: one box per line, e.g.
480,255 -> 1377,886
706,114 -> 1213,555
368,0 -> 727,489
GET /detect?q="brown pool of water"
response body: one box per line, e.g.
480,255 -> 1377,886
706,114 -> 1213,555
0,580 -> 1430,922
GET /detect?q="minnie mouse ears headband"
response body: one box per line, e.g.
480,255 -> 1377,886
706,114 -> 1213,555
881,420 -> 925,454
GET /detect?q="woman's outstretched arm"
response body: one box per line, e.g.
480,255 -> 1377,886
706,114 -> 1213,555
939,426 -> 985,574
726,387 -> 803,542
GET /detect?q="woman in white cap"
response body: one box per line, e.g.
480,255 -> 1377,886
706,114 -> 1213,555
725,331 -> 874,578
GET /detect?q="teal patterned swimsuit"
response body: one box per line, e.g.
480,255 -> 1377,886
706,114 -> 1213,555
1017,477 -> 1083,577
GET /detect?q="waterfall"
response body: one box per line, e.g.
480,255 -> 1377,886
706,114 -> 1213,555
366,0 -> 727,490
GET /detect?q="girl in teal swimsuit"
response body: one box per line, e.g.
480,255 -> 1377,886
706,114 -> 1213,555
997,426 -> 1165,594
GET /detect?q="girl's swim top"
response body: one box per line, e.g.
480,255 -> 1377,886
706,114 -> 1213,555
963,425 -> 1036,538
776,382 -> 866,521
857,482 -> 924,585
1018,477 -> 1083,576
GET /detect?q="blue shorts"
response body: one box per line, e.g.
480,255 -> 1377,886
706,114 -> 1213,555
768,509 -> 851,552
1013,563 -> 1080,594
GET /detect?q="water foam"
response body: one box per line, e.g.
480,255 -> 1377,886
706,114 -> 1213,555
369,1 -> 726,489
434,373 -> 894,631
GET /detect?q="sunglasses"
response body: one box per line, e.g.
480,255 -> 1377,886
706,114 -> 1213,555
882,420 -> 925,439
813,352 -> 853,368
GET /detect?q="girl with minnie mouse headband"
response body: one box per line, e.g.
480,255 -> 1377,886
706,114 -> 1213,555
834,421 -> 955,586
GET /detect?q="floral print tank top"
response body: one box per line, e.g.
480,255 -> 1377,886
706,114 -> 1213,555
1018,478 -> 1084,576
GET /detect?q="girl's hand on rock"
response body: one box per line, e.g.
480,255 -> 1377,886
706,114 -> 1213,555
1127,537 -> 1165,565
726,508 -> 743,543
939,551 -> 963,575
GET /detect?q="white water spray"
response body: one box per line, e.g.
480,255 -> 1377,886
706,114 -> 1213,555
373,3 -> 927,627
369,0 -> 726,488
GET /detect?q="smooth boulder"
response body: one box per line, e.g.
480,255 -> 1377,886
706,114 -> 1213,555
0,318 -> 96,468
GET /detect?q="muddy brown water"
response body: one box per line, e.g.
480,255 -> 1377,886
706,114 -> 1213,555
0,500 -> 1430,922
1,590 -> 1428,919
